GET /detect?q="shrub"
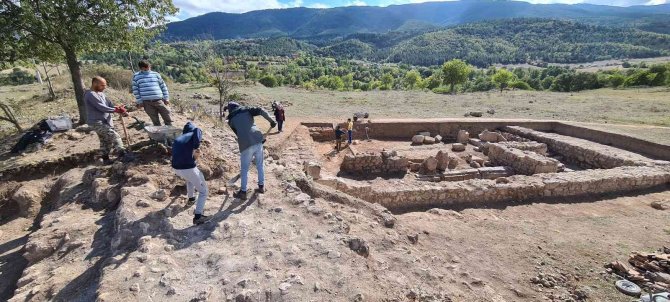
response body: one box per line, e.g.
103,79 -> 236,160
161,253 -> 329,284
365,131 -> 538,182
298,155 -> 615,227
431,86 -> 452,94
82,65 -> 133,91
1,68 -> 36,85
510,81 -> 533,90
259,75 -> 278,87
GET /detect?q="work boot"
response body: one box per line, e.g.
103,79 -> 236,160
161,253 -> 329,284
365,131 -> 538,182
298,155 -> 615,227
101,155 -> 114,165
256,185 -> 265,194
186,197 -> 196,207
233,190 -> 248,200
193,214 -> 209,225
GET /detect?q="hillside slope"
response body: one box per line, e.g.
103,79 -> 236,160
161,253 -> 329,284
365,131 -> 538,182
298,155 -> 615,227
164,1 -> 670,40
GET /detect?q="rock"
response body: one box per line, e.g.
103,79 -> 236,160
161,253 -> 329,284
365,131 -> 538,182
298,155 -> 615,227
651,200 -> 669,210
457,130 -> 470,144
381,213 -> 396,228
487,109 -> 496,115
419,131 -> 431,136
412,135 -> 425,144
353,293 -> 365,302
150,189 -> 167,201
420,156 -> 438,174
408,234 -> 419,244
303,161 -> 321,180
436,151 -> 450,171
434,135 -> 442,143
12,184 -> 43,217
293,193 -> 312,205
136,200 -> 151,208
348,238 -> 370,257
129,283 -> 140,292
468,138 -> 483,147
479,130 -> 507,143
469,161 -> 481,168
469,156 -> 485,165
452,143 -> 466,152
423,136 -> 435,145
23,240 -> 56,263
495,177 -> 511,184
217,187 -> 227,195
469,111 -> 483,117
352,140 -> 360,145
279,282 -> 291,294
447,156 -> 459,169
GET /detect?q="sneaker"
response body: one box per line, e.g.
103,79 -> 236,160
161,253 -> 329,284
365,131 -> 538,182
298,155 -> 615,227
256,185 -> 265,194
193,214 -> 209,225
233,190 -> 248,200
186,197 -> 196,207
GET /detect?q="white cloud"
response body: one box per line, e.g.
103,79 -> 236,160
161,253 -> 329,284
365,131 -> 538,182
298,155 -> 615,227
347,0 -> 368,6
174,0 -> 296,18
309,2 -> 331,8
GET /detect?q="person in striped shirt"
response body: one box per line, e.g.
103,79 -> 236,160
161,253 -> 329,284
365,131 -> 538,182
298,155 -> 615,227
132,60 -> 173,126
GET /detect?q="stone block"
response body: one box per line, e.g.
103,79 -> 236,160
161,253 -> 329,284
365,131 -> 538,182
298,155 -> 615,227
457,130 -> 470,144
452,143 -> 466,152
412,135 -> 425,144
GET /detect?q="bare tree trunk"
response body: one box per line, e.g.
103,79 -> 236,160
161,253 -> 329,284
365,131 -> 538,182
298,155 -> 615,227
42,62 -> 56,100
0,102 -> 22,132
65,49 -> 87,124
127,51 -> 136,73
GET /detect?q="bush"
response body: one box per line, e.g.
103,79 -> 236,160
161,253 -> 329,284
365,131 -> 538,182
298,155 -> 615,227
431,86 -> 452,94
609,74 -> 625,88
82,65 -> 134,91
510,81 -> 533,90
1,68 -> 36,85
259,75 -> 278,87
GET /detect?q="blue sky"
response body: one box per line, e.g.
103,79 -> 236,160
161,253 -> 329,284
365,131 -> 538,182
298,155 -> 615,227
172,0 -> 669,20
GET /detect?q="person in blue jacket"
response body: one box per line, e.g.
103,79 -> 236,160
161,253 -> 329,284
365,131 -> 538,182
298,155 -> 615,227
226,102 -> 276,200
172,121 -> 209,225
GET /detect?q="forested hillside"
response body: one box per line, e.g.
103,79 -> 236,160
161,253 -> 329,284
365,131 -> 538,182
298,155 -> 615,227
386,19 -> 670,66
164,1 -> 670,40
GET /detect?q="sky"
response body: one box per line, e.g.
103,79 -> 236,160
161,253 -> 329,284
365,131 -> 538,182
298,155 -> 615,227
171,0 -> 670,20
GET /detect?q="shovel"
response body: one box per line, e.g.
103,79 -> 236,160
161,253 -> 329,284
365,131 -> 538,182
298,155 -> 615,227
118,110 -> 132,146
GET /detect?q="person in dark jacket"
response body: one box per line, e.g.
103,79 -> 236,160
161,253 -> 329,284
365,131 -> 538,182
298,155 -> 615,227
172,122 -> 209,225
226,102 -> 276,200
334,125 -> 345,152
271,101 -> 285,132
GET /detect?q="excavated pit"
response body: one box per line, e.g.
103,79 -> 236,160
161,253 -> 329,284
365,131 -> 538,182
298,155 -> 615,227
300,119 -> 670,213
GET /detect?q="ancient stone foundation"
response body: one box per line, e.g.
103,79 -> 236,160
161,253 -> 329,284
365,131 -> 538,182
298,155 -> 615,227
340,151 -> 408,176
320,165 -> 670,212
487,143 -> 560,175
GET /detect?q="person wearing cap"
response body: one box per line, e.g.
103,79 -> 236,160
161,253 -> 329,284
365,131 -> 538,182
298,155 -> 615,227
226,102 -> 276,200
172,121 -> 209,225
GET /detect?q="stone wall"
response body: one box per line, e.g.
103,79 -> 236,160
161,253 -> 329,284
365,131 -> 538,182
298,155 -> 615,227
487,143 -> 560,175
498,141 -> 547,155
340,151 -> 408,175
322,165 -> 670,212
504,126 -> 657,169
307,126 -> 335,142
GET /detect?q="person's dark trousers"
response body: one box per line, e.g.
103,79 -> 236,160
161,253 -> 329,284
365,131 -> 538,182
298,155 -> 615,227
143,100 -> 173,126
336,138 -> 342,151
347,130 -> 352,144
278,120 -> 284,132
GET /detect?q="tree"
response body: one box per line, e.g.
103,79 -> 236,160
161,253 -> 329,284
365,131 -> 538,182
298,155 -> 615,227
403,70 -> 422,90
209,58 -> 235,121
380,73 -> 394,90
492,69 -> 516,92
441,59 -> 472,93
0,101 -> 22,132
1,0 -> 178,124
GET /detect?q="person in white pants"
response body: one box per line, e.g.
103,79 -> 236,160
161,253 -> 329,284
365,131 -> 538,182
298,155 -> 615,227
171,122 -> 209,225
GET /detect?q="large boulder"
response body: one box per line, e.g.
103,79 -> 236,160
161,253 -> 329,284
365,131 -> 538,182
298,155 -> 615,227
457,130 -> 470,144
420,156 -> 438,174
12,184 -> 43,217
411,135 -> 425,145
436,151 -> 450,171
303,161 -> 321,180
479,130 -> 507,143
452,143 -> 466,152
434,135 -> 443,143
423,136 -> 435,145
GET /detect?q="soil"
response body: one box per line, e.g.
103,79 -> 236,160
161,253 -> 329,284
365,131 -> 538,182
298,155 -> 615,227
0,86 -> 669,301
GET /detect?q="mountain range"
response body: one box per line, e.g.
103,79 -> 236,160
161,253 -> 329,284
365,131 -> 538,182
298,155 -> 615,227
164,0 -> 670,40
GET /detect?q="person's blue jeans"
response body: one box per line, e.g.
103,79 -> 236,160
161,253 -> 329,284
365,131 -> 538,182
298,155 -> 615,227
348,130 -> 353,144
240,143 -> 264,192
